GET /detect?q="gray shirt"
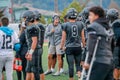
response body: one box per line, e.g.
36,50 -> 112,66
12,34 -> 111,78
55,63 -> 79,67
45,23 -> 62,46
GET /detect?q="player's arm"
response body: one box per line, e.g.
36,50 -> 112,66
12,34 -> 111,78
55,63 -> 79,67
84,27 -> 97,69
81,29 -> 86,47
26,27 -> 38,60
60,23 -> 67,50
13,32 -> 21,52
45,25 -> 54,36
60,31 -> 66,50
31,36 -> 37,51
40,25 -> 45,47
28,27 -> 38,53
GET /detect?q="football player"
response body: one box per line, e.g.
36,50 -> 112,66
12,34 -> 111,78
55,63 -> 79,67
84,6 -> 114,80
0,17 -> 20,80
60,8 -> 85,80
45,15 -> 64,76
24,11 -> 41,80
34,10 -> 45,80
16,11 -> 31,80
107,8 -> 120,80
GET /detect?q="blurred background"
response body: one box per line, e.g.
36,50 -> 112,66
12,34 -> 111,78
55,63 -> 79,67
0,0 -> 120,80
0,0 -> 120,24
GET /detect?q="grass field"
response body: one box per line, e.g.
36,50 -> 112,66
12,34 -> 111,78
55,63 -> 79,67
3,43 -> 78,80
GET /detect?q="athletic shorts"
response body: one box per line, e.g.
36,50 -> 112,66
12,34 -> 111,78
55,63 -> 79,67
48,44 -> 64,54
26,48 -> 44,74
2,66 -> 5,72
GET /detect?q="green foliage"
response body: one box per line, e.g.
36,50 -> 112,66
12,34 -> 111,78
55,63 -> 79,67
40,16 -> 46,24
61,0 -> 83,21
0,11 -> 4,18
47,17 -> 52,24
13,0 -> 74,11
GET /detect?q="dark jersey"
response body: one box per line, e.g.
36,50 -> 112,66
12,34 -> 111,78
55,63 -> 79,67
25,24 -> 41,50
20,31 -> 27,48
112,19 -> 120,47
87,20 -> 114,64
37,23 -> 45,47
62,21 -> 84,47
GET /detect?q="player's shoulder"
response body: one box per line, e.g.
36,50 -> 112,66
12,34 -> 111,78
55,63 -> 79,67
30,24 -> 39,29
37,23 -> 45,30
0,30 -> 4,35
26,24 -> 39,33
76,21 -> 85,28
61,22 -> 69,30
0,27 -> 15,36
113,19 -> 120,23
112,19 -> 120,27
87,22 -> 98,32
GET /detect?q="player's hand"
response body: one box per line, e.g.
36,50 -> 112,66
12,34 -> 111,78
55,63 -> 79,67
83,63 -> 90,70
60,46 -> 66,51
63,47 -> 66,51
25,53 -> 32,61
51,29 -> 55,33
80,61 -> 84,66
113,68 -> 119,80
60,46 -> 63,50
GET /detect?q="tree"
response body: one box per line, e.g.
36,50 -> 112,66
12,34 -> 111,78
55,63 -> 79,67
0,11 -> 4,18
40,16 -> 46,24
61,0 -> 83,21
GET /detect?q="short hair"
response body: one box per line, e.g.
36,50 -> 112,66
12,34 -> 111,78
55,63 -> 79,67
1,17 -> 9,26
89,6 -> 105,18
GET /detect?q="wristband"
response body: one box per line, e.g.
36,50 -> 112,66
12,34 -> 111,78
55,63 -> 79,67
29,49 -> 34,55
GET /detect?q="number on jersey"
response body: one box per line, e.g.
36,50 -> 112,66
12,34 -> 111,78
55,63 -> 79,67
72,25 -> 78,37
2,35 -> 12,49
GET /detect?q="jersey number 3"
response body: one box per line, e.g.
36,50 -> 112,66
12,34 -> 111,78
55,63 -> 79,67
72,25 -> 78,37
2,35 -> 12,49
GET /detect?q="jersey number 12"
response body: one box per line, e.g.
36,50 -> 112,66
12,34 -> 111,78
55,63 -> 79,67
2,35 -> 12,49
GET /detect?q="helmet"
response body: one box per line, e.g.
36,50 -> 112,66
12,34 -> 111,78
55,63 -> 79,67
24,10 -> 35,22
76,12 -> 83,21
52,15 -> 60,22
67,8 -> 78,19
81,7 -> 90,19
104,9 -> 108,16
33,10 -> 41,20
106,8 -> 119,20
21,10 -> 34,19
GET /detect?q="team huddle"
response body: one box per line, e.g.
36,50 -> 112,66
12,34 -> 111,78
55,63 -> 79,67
0,5 -> 120,80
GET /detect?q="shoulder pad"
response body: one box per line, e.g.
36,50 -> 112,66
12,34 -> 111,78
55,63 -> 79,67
37,23 -> 45,30
112,19 -> 120,28
28,25 -> 39,35
87,23 -> 97,32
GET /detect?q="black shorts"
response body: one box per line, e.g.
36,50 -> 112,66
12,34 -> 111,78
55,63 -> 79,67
65,47 -> 82,55
65,47 -> 82,77
26,48 -> 44,74
2,67 -> 5,72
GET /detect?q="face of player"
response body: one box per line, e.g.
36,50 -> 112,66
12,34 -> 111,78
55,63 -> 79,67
89,12 -> 99,23
53,18 -> 59,26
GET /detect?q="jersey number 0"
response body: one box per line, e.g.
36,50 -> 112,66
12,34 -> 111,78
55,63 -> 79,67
2,35 -> 12,49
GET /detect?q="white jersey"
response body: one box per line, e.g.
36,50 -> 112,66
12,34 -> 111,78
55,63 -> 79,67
0,30 -> 19,56
21,22 -> 26,28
